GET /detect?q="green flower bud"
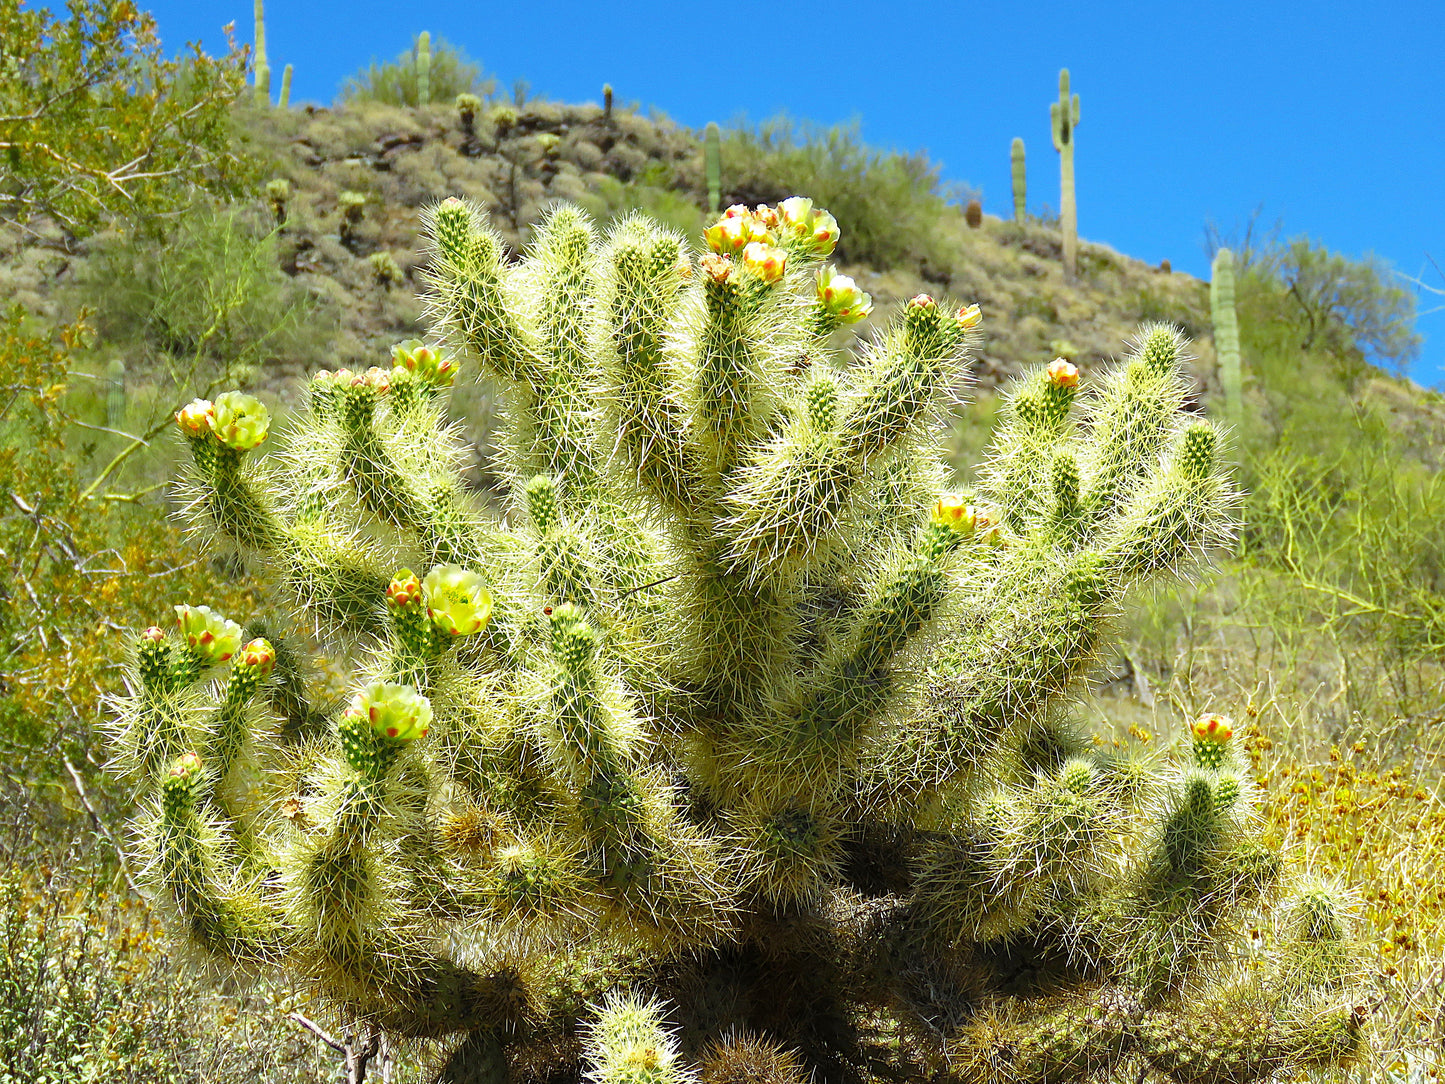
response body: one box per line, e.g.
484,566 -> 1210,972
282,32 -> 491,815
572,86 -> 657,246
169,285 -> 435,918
390,339 -> 459,387
348,682 -> 433,742
174,604 -> 244,664
211,392 -> 270,451
386,568 -> 424,610
138,626 -> 171,692
423,564 -> 492,638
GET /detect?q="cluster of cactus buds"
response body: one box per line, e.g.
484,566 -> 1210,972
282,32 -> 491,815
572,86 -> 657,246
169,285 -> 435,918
109,193 -> 1366,1084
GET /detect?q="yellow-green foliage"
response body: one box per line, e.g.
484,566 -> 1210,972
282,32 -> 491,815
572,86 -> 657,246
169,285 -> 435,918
0,1 -> 253,239
0,871 -> 367,1084
0,309 -> 259,831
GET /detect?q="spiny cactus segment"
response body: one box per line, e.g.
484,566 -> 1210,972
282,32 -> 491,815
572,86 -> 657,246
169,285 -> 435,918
108,193 -> 1366,1084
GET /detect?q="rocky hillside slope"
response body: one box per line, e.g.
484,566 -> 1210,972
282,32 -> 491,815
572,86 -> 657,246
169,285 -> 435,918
2,97 -> 1220,401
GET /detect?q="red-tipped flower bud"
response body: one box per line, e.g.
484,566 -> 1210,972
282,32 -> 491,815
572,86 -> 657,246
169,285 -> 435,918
1192,713 -> 1234,743
237,637 -> 276,678
908,294 -> 936,311
387,568 -> 424,609
806,209 -> 839,255
741,241 -> 787,284
141,625 -> 166,644
176,399 -> 215,438
816,266 -> 873,323
704,215 -> 752,256
957,303 -> 983,329
1047,357 -> 1079,388
170,751 -> 204,780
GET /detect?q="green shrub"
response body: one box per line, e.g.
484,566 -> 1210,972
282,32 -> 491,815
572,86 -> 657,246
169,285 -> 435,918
339,34 -> 495,107
575,167 -> 703,237
74,202 -> 328,395
0,0 -> 252,240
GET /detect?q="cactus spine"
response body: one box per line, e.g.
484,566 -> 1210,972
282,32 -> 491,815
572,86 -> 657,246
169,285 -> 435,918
279,63 -> 292,108
1011,136 -> 1026,221
704,121 -> 721,215
252,0 -> 269,101
1211,247 -> 1243,432
109,194 -> 1367,1084
1050,68 -> 1081,281
416,31 -> 431,106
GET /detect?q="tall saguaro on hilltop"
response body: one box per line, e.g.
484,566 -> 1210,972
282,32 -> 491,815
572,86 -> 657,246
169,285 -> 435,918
1051,67 -> 1081,281
1010,137 -> 1027,221
416,31 -> 432,105
252,0 -> 270,100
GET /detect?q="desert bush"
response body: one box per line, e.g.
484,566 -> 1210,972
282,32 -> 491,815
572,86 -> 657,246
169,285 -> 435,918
0,0 -> 252,240
575,168 -> 703,237
0,865 -> 407,1084
340,34 -> 495,107
0,308 -> 259,851
76,202 -> 324,382
1237,241 -> 1420,382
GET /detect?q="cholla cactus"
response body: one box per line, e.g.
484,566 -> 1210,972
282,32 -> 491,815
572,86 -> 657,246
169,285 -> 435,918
109,195 -> 1368,1084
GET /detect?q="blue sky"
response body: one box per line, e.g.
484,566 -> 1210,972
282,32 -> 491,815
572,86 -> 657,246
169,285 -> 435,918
143,0 -> 1445,388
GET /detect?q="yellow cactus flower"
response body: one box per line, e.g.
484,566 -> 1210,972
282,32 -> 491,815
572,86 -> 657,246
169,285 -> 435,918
423,564 -> 492,638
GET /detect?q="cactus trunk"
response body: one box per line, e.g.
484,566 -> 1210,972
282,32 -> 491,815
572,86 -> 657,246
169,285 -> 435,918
1011,136 -> 1026,221
416,31 -> 431,106
252,0 -> 269,100
704,121 -> 721,215
1211,247 -> 1243,432
1051,68 -> 1081,281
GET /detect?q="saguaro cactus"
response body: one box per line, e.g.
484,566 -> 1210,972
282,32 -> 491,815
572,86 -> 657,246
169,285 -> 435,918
1212,247 -> 1243,431
1011,136 -> 1026,222
416,31 -> 432,106
111,196 -> 1367,1084
704,121 -> 722,215
252,0 -> 270,101
1051,68 -> 1081,281
279,63 -> 293,109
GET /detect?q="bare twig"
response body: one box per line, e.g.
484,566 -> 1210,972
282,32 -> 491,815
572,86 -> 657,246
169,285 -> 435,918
61,754 -> 140,895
